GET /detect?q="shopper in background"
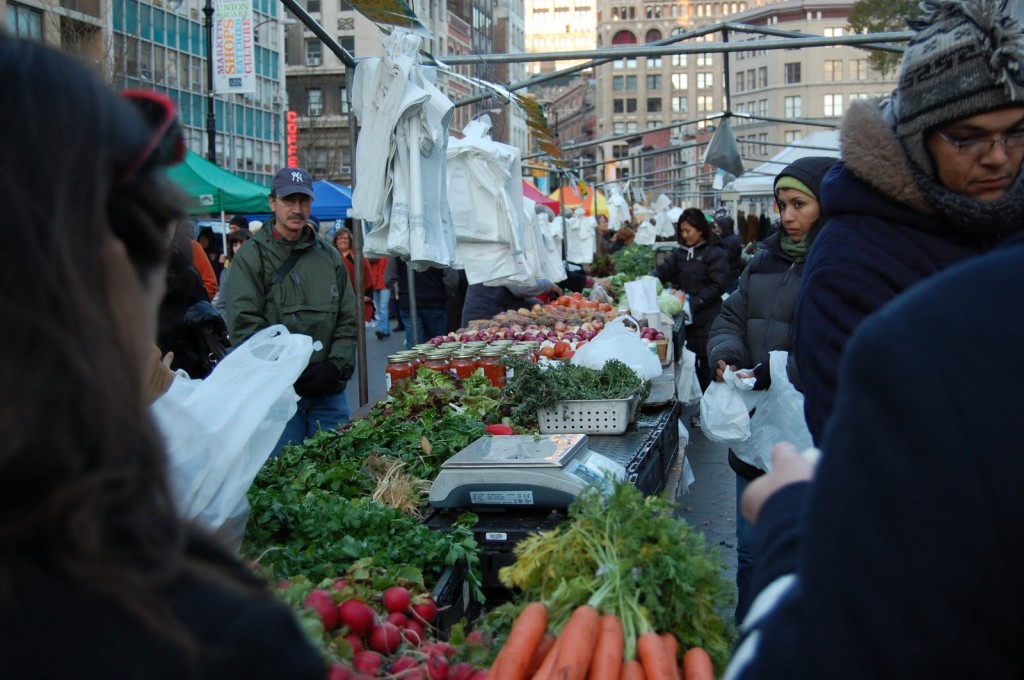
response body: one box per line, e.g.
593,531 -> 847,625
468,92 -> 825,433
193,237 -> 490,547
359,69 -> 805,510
713,214 -> 744,293
212,227 -> 252,318
334,227 -> 375,325
368,256 -> 392,339
794,0 -> 1024,443
650,208 -> 730,407
0,36 -> 324,678
706,155 -> 837,621
388,257 -> 460,348
461,278 -> 563,329
726,231 -> 1024,679
224,167 -> 358,455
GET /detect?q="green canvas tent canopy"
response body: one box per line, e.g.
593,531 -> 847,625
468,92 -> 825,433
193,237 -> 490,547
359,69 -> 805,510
167,150 -> 270,215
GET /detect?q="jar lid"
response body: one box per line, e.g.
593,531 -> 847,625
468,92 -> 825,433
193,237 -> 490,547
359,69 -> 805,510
386,354 -> 409,363
453,349 -> 478,358
479,348 -> 504,357
425,350 -> 449,359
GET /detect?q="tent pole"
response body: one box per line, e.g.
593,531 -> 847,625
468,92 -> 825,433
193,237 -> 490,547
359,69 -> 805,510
348,102 -> 369,408
220,210 -> 227,254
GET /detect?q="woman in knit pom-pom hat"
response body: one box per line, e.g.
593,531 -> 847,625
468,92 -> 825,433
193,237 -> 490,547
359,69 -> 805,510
793,0 -> 1024,443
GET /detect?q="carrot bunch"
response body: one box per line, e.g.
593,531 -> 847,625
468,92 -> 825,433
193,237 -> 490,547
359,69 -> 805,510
488,603 -> 716,680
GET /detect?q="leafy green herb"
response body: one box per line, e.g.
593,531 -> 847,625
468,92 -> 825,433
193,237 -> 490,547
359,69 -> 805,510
611,244 -> 655,280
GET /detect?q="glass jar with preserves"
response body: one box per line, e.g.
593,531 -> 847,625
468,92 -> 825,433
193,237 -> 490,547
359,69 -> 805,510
477,348 -> 506,388
450,349 -> 479,380
384,354 -> 414,393
423,350 -> 451,373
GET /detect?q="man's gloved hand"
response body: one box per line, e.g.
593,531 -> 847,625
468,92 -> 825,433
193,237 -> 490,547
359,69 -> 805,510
294,362 -> 344,398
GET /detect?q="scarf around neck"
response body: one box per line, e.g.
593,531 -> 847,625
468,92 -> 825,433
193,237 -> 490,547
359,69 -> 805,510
780,234 -> 810,262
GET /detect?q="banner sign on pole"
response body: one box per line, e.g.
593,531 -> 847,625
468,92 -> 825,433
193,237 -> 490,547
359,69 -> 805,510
212,0 -> 256,94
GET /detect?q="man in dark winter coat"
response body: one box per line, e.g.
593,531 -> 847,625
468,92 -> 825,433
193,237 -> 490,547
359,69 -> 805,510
794,0 -> 1024,443
725,231 -> 1024,680
713,215 -> 743,291
386,257 -> 460,348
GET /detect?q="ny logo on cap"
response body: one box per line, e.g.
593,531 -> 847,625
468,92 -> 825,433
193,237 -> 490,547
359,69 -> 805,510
291,171 -> 304,183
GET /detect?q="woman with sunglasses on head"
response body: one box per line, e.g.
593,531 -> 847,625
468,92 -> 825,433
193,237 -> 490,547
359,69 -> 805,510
0,37 -> 324,678
650,207 -> 732,405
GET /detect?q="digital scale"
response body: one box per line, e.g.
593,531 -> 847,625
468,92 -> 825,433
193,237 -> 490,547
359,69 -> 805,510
428,434 -> 627,509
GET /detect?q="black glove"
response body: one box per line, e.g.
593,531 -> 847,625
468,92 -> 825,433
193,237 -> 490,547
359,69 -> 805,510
294,362 -> 344,398
752,362 -> 771,391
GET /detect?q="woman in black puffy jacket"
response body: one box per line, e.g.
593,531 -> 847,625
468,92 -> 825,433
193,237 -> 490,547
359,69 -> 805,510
650,207 -> 731,392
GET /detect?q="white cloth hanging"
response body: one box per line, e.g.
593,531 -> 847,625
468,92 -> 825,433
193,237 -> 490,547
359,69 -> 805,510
565,207 -> 597,264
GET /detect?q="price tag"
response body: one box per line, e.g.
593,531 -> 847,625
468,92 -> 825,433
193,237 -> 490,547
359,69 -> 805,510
469,490 -> 534,505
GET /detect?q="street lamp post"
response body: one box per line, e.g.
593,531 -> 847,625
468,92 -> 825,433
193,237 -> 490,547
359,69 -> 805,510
203,0 -> 217,164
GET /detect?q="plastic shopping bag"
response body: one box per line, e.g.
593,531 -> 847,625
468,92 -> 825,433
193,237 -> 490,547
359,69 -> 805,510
732,351 -> 813,472
699,367 -> 759,443
676,346 -> 702,405
151,325 -> 317,551
570,314 -> 663,380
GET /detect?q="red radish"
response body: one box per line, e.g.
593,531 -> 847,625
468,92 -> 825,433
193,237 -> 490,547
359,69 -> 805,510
464,630 -> 485,647
333,578 -> 349,590
469,671 -> 488,680
382,586 -> 412,614
412,599 -> 439,624
338,599 -> 376,637
386,612 -> 409,628
423,642 -> 456,658
485,424 -> 514,436
369,622 -> 402,654
344,634 -> 365,654
303,589 -> 339,630
352,675 -> 377,680
390,657 -> 419,675
328,663 -> 353,680
426,654 -> 449,680
402,620 -> 424,646
353,651 -> 383,676
276,579 -> 291,589
447,663 -> 476,680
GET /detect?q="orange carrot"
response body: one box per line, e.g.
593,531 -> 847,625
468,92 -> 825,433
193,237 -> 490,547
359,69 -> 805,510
636,631 -> 676,680
619,659 -> 645,680
526,633 -> 557,678
659,633 -> 680,680
548,605 -> 601,680
588,614 -> 625,680
532,633 -> 565,680
490,602 -> 549,680
681,648 -> 714,680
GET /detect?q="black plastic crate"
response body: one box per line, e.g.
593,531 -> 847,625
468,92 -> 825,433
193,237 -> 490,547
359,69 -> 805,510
628,400 -> 681,496
430,558 -> 481,634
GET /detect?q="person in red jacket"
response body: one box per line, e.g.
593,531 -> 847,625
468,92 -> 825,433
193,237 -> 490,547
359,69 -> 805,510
334,227 -> 374,324
368,256 -> 391,339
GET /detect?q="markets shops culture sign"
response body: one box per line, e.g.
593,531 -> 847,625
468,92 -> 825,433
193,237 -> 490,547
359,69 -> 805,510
213,0 -> 256,95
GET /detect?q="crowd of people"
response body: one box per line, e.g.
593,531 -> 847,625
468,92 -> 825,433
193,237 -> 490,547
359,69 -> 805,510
9,0 -> 1024,674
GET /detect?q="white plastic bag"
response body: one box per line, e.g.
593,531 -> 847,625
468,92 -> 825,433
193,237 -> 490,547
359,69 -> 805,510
732,351 -> 813,472
699,368 -> 756,443
570,314 -> 663,380
151,325 -> 317,551
676,347 -> 703,405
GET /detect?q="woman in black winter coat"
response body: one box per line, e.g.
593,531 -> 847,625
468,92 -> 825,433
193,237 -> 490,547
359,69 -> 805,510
650,207 -> 731,393
706,155 -> 837,623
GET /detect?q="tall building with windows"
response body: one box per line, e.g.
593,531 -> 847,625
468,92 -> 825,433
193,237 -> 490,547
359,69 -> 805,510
526,0 -> 597,74
728,0 -> 895,168
3,0 -> 289,187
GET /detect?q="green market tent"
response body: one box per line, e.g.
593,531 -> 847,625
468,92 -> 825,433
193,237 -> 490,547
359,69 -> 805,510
167,150 -> 270,215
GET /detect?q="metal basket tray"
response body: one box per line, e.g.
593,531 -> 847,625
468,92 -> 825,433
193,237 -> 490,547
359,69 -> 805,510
536,395 -> 639,435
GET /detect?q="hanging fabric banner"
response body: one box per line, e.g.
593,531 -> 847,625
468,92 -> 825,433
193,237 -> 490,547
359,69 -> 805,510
212,0 -> 256,94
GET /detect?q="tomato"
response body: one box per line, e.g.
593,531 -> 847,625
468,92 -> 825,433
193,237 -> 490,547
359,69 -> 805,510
553,341 -> 571,358
561,350 -> 575,359
598,303 -> 614,312
574,340 -> 588,348
579,300 -> 599,310
539,346 -> 556,359
556,295 -> 572,306
572,292 -> 583,301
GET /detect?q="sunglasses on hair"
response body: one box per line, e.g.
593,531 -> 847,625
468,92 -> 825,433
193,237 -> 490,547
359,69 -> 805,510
118,89 -> 186,182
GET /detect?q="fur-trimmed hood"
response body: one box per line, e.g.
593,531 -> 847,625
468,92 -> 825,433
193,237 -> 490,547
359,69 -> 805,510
839,98 -> 932,214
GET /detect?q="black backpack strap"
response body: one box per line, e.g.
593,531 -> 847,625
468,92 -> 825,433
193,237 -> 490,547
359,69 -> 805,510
270,247 -> 309,287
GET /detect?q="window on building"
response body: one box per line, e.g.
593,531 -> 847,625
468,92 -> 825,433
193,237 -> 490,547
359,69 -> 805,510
647,74 -> 662,89
626,98 -> 637,112
306,39 -> 322,66
671,73 -> 687,89
758,67 -> 767,88
629,6 -> 636,18
824,26 -> 843,47
338,85 -> 350,114
671,54 -> 688,67
697,72 -> 713,89
627,121 -> 638,132
850,92 -> 870,101
613,75 -> 624,91
647,97 -> 662,112
736,102 -> 745,114
307,0 -> 321,10
612,7 -> 619,19
647,119 -> 662,129
612,30 -> 637,45
626,75 -> 637,90
824,60 -> 842,81
784,129 -> 802,143
697,95 -> 714,112
697,52 -> 712,66
6,3 -> 43,39
646,56 -> 663,67
824,93 -> 843,117
851,58 -> 867,81
614,98 -> 625,113
736,71 -> 744,92
613,122 -> 626,134
340,36 -> 355,57
784,95 -> 802,118
672,96 -> 688,113
784,62 -> 801,84
308,88 -> 323,116
759,99 -> 767,116
759,133 -> 768,156
747,68 -> 755,88
645,5 -> 653,18
613,144 -> 629,158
